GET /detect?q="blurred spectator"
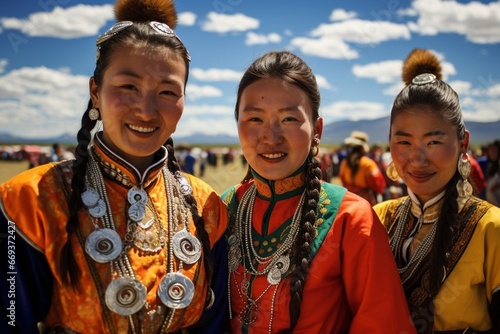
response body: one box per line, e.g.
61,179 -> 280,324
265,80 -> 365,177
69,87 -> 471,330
338,131 -> 386,205
485,140 -> 500,206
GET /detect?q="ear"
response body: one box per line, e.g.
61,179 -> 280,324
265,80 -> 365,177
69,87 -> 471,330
314,117 -> 323,142
89,77 -> 99,108
461,130 -> 470,154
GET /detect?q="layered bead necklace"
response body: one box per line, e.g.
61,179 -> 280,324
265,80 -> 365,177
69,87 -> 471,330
388,192 -> 445,285
81,151 -> 201,331
227,184 -> 305,333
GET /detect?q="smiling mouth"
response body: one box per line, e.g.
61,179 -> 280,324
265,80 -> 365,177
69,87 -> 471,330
128,124 -> 156,133
261,153 -> 286,159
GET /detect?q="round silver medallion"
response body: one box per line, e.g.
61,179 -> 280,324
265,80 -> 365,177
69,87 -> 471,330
412,73 -> 436,86
267,268 -> 282,285
172,229 -> 201,264
128,203 -> 145,222
88,199 -> 107,218
81,188 -> 100,207
127,187 -> 148,205
105,277 -> 147,316
175,173 -> 193,195
228,245 -> 241,273
85,228 -> 122,263
158,272 -> 195,309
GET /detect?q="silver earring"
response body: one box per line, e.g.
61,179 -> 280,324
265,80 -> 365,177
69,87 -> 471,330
456,153 -> 472,205
386,161 -> 399,181
89,108 -> 100,121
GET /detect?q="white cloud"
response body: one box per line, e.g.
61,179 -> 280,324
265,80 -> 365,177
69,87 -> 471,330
178,12 -> 196,26
175,104 -> 237,137
330,9 -> 357,21
0,4 -> 114,39
186,85 -> 223,100
245,32 -> 281,45
290,36 -> 359,59
352,60 -> 402,84
0,59 -> 7,74
201,12 -> 259,33
315,74 -> 335,90
406,0 -> 500,44
0,66 -> 89,138
191,68 -> 243,82
310,19 -> 410,45
321,101 -> 388,121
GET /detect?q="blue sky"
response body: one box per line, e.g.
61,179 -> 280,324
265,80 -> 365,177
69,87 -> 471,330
1,0 -> 499,140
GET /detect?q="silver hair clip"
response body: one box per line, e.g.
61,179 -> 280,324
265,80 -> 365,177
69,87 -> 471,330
95,20 -> 191,62
96,21 -> 134,46
412,73 -> 436,85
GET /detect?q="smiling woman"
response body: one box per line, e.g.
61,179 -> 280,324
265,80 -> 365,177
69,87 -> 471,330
0,0 -> 229,333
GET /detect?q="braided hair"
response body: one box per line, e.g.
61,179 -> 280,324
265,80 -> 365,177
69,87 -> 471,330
390,48 -> 467,299
59,0 -> 202,287
235,51 -> 322,331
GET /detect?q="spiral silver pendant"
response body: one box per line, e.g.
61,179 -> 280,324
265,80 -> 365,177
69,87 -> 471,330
158,272 -> 195,309
88,198 -> 107,218
105,277 -> 147,316
127,187 -> 148,205
228,245 -> 242,273
172,229 -> 201,264
81,188 -> 100,207
175,173 -> 193,195
266,255 -> 290,285
128,203 -> 145,222
85,228 -> 122,263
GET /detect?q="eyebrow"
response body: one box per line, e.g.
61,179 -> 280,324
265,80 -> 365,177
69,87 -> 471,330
241,105 -> 302,113
115,69 -> 181,85
393,129 -> 447,137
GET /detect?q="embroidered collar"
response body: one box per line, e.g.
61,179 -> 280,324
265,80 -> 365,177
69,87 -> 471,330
91,132 -> 168,188
251,165 -> 306,200
407,189 -> 445,224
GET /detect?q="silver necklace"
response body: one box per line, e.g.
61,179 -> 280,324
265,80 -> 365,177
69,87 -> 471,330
81,153 -> 201,325
227,184 -> 305,332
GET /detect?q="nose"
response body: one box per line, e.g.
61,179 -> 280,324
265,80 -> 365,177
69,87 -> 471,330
409,144 -> 429,166
133,92 -> 157,121
261,120 -> 283,144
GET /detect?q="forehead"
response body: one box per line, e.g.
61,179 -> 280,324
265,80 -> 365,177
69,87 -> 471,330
392,107 -> 457,134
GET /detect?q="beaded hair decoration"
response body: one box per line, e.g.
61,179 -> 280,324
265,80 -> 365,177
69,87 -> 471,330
95,20 -> 191,61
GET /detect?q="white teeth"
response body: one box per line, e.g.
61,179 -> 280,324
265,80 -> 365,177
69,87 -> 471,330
129,124 -> 155,133
262,153 -> 284,159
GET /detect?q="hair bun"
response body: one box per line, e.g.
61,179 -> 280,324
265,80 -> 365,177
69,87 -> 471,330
402,48 -> 442,85
114,0 -> 177,28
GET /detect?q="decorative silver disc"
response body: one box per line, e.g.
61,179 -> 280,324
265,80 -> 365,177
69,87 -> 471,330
158,272 -> 195,309
227,234 -> 238,246
128,203 -> 145,222
267,267 -> 282,285
175,173 -> 193,195
127,187 -> 148,205
172,229 -> 201,264
88,199 -> 107,218
412,73 -> 436,85
228,245 -> 241,273
81,188 -> 100,207
105,277 -> 147,316
85,228 -> 122,263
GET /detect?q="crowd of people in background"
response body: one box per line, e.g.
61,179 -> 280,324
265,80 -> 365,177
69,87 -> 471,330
2,138 -> 499,208
317,136 -> 500,208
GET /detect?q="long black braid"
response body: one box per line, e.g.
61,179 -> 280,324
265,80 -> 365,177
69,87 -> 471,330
59,101 -> 98,288
285,153 -> 322,333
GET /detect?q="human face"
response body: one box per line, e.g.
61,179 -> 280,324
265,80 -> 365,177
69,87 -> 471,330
90,45 -> 186,171
237,77 -> 322,181
389,107 -> 469,204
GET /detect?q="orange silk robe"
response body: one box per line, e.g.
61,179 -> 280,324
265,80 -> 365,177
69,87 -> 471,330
222,169 -> 416,333
0,137 -> 227,333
